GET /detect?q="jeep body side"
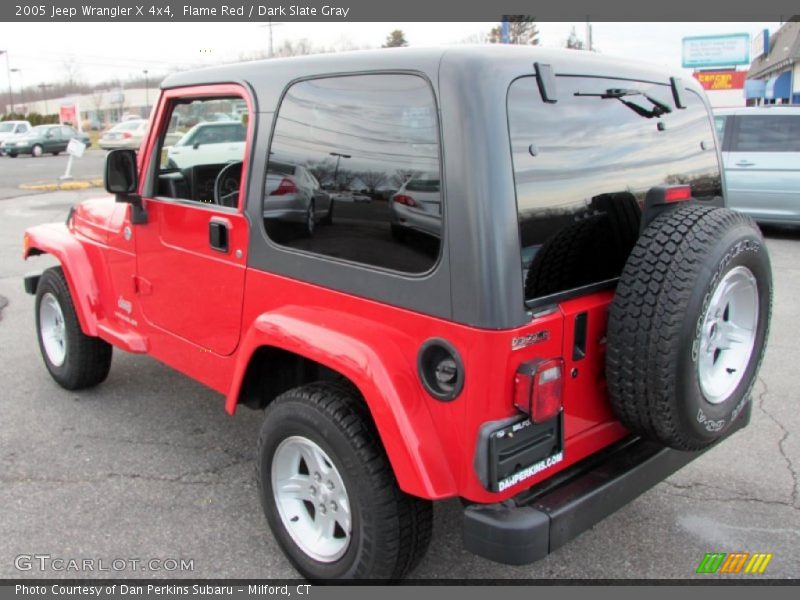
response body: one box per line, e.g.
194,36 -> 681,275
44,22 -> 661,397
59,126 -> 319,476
23,46 -> 771,579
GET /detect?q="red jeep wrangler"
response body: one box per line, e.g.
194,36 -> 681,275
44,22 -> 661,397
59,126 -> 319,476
23,47 -> 771,580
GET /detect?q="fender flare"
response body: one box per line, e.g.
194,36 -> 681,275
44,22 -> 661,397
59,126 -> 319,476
227,308 -> 459,500
24,223 -> 101,336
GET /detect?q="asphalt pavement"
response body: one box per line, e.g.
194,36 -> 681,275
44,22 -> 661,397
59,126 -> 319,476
0,189 -> 798,580
0,150 -> 107,199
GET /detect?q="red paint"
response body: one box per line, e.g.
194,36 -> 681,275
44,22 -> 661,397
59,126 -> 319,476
24,82 -> 630,504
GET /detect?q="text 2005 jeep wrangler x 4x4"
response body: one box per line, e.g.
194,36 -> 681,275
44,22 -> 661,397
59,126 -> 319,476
23,46 -> 772,580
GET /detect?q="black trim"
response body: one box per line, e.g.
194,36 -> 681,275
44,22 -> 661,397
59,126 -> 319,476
463,405 -> 751,565
525,278 -> 618,312
417,338 -> 464,402
23,273 -> 41,295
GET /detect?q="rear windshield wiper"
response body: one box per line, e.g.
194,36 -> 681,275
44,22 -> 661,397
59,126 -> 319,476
574,88 -> 672,119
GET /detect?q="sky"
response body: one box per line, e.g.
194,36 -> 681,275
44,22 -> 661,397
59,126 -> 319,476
0,21 -> 782,90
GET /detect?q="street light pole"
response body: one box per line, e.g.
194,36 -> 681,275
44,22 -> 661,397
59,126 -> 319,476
142,69 -> 149,116
0,50 -> 14,115
10,68 -> 24,114
329,151 -> 351,190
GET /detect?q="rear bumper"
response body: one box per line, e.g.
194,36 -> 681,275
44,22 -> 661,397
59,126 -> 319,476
463,407 -> 750,565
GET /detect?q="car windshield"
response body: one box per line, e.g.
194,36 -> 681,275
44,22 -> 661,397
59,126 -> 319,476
0,123 -> 15,133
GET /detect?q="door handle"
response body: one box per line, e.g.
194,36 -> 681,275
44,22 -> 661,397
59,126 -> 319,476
209,218 -> 230,253
735,160 -> 755,167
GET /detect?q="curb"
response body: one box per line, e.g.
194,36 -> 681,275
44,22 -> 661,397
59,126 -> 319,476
19,179 -> 104,192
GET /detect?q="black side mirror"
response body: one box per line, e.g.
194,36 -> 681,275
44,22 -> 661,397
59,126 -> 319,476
105,149 -> 147,224
105,149 -> 138,194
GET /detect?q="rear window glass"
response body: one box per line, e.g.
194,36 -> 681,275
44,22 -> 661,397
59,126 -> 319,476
731,115 -> 800,152
263,74 -> 441,274
508,75 -> 722,301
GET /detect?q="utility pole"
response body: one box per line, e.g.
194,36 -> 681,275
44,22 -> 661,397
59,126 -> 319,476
501,19 -> 510,44
143,69 -> 149,115
329,151 -> 351,190
258,20 -> 283,58
10,68 -> 24,114
585,21 -> 593,51
0,51 -> 14,114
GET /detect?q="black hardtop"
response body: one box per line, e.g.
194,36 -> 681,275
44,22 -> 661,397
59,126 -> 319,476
161,45 -> 702,109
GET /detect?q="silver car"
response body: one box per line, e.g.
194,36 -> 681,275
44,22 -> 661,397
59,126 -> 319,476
715,106 -> 800,226
263,161 -> 333,237
389,175 -> 442,240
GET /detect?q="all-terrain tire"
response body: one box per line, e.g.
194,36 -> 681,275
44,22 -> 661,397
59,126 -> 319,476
256,381 -> 433,581
35,267 -> 113,390
606,205 -> 772,450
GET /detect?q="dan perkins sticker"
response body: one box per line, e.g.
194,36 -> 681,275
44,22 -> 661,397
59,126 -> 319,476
497,451 -> 564,492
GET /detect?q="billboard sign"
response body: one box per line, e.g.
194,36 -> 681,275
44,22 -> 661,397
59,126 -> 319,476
751,29 -> 769,60
682,34 -> 750,68
693,70 -> 747,91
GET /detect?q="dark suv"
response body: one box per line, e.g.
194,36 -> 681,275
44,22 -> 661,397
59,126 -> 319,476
23,46 -> 772,580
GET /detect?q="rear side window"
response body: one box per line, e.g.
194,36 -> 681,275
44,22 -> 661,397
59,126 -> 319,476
263,74 -> 441,274
731,115 -> 800,152
508,76 -> 722,301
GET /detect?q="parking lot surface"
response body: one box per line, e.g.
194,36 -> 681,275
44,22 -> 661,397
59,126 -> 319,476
0,190 -> 798,580
0,151 -> 106,200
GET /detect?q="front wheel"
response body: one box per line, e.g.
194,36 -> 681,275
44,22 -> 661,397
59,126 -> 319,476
35,267 -> 112,390
31,144 -> 43,157
256,381 -> 432,580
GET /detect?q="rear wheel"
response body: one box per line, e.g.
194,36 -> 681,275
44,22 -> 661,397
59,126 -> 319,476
606,206 -> 771,450
257,381 -> 432,580
35,267 -> 112,390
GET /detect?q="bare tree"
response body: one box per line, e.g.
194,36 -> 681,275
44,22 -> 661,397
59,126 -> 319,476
359,170 -> 388,193
306,159 -> 336,187
61,55 -> 84,92
336,169 -> 358,191
391,169 -> 422,188
487,16 -> 540,45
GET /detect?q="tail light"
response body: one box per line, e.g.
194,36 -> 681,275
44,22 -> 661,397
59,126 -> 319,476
514,359 -> 563,422
271,177 -> 297,196
393,194 -> 417,207
122,132 -> 132,139
664,185 -> 692,203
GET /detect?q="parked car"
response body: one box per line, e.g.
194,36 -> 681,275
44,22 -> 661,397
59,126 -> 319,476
23,47 -> 772,581
0,120 -> 32,154
5,124 -> 90,157
99,119 -> 148,150
715,106 -> 800,226
390,174 -> 442,239
263,161 -> 333,237
166,121 -> 246,169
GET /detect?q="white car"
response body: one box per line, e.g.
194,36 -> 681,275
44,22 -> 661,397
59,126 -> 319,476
166,121 -> 246,169
0,120 -> 32,155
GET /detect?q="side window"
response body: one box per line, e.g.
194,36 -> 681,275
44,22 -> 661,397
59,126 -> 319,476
731,115 -> 800,152
155,96 -> 249,207
15,124 -> 27,134
62,127 -> 75,138
264,74 -> 441,274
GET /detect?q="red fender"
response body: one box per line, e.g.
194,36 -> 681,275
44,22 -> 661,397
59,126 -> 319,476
24,223 -> 101,336
227,307 -> 459,500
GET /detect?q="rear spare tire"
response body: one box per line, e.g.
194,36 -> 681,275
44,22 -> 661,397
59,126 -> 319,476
606,205 -> 771,450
